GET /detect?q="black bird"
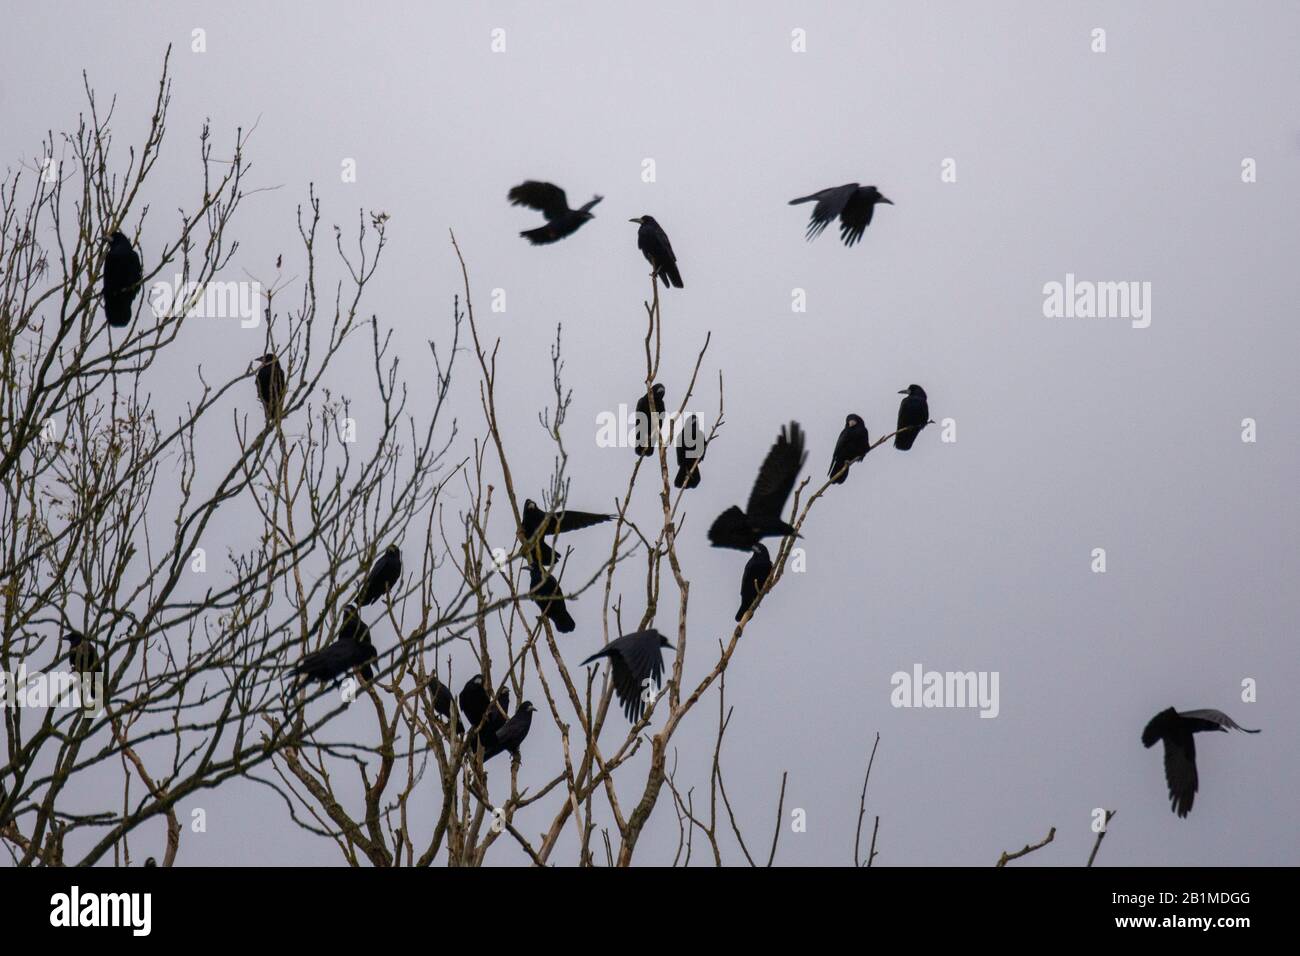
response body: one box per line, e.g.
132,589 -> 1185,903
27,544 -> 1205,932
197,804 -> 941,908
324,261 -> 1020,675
255,353 -> 286,422
1142,708 -> 1259,818
708,422 -> 807,550
458,675 -> 510,746
508,181 -> 602,245
629,216 -> 683,288
102,231 -> 143,327
788,183 -> 892,247
292,605 -> 377,687
635,383 -> 666,457
828,413 -> 870,484
63,630 -> 98,674
358,545 -> 402,606
736,544 -> 773,622
521,498 -> 612,567
427,675 -> 454,721
581,629 -> 675,723
527,561 -> 576,633
674,414 -> 703,489
894,385 -> 929,450
483,702 -> 536,761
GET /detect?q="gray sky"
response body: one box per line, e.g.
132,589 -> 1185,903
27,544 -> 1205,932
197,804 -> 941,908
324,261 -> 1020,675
3,1 -> 1298,865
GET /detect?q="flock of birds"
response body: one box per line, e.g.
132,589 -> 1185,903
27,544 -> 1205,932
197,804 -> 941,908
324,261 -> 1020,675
79,179 -> 1260,816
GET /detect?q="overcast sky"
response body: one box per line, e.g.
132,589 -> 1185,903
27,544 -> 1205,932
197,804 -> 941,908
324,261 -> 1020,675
3,1 -> 1298,865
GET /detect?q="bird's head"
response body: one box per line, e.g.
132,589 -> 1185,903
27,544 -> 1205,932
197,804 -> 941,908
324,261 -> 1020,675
846,414 -> 864,428
657,632 -> 676,652
867,186 -> 893,205
385,544 -> 400,558
652,383 -> 665,399
899,384 -> 926,398
519,701 -> 536,715
524,498 -> 539,513
751,543 -> 770,559
62,630 -> 85,646
105,231 -> 128,246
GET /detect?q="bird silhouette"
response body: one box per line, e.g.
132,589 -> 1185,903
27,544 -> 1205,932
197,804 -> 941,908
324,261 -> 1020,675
292,605 -> 376,687
63,630 -> 98,674
102,231 -> 143,327
736,544 -> 773,622
255,353 -> 286,422
894,385 -> 929,451
635,383 -> 666,456
674,414 -> 704,489
581,629 -> 675,723
1142,707 -> 1259,818
358,545 -> 401,606
788,183 -> 892,247
828,413 -> 870,484
629,216 -> 683,288
483,702 -> 536,761
520,498 -> 612,567
508,181 -> 602,245
708,422 -> 807,550
527,561 -> 576,633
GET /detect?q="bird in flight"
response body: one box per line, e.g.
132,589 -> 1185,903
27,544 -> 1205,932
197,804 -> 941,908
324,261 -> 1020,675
63,630 -> 98,674
674,414 -> 704,489
828,414 -> 870,484
629,216 -> 684,288
483,702 -> 536,761
358,545 -> 402,606
736,544 -> 773,622
788,183 -> 892,247
255,353 -> 286,422
520,498 -> 612,567
507,181 -> 602,245
1142,707 -> 1259,818
581,629 -> 675,723
635,383 -> 666,457
103,231 -> 143,327
708,422 -> 807,550
292,605 -> 377,687
527,560 -> 576,633
894,385 -> 929,450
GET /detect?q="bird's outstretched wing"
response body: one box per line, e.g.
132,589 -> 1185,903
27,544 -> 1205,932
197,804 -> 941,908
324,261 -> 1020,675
550,509 -> 613,534
746,422 -> 807,520
1181,709 -> 1261,733
838,189 -> 876,247
508,181 -> 570,220
1162,732 -> 1199,818
789,184 -> 854,242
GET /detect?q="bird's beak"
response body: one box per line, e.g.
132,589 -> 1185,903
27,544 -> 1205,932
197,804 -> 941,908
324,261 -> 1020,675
664,642 -> 676,651
628,217 -> 642,224
881,197 -> 894,205
898,389 -> 908,395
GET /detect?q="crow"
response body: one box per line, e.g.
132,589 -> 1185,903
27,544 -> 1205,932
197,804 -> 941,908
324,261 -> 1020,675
103,231 -> 143,327
359,545 -> 402,606
708,422 -> 807,550
629,216 -> 683,288
459,675 -> 510,747
674,414 -> 704,489
255,353 -> 286,422
458,675 -> 493,729
736,544 -> 773,622
63,630 -> 98,674
894,385 -> 929,450
527,560 -> 576,633
581,629 -> 675,723
508,181 -> 602,245
521,498 -> 612,567
427,675 -> 455,721
788,183 -> 892,247
292,605 -> 376,687
828,413 -> 870,484
1142,707 -> 1259,818
635,383 -> 666,457
483,702 -> 536,761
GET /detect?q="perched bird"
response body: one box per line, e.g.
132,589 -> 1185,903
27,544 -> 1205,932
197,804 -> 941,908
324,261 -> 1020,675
635,383 -> 666,457
102,231 -> 143,327
458,675 -> 510,746
508,181 -> 602,245
427,675 -> 454,721
736,544 -> 773,622
483,702 -> 536,761
520,498 -> 612,567
828,414 -> 870,484
894,385 -> 929,450
527,561 -> 576,633
708,422 -> 807,550
1142,708 -> 1259,818
674,414 -> 704,489
629,216 -> 683,288
292,605 -> 376,687
582,629 -> 675,723
458,675 -> 493,729
788,183 -> 892,247
255,353 -> 286,422
359,545 -> 402,606
63,630 -> 98,674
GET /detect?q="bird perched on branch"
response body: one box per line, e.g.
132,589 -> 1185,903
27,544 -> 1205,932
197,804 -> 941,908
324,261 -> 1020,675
629,216 -> 683,288
459,675 -> 510,746
736,544 -> 773,622
427,675 -> 454,721
483,702 -> 536,761
581,629 -> 675,723
521,498 -> 612,567
894,385 -> 929,450
292,605 -> 376,687
103,231 -> 143,327
788,183 -> 892,247
358,545 -> 402,606
1142,707 -> 1259,818
708,422 -> 807,550
508,181 -> 602,245
828,414 -> 870,484
527,560 -> 576,633
63,630 -> 98,674
674,414 -> 704,489
255,353 -> 286,422
635,383 -> 666,456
